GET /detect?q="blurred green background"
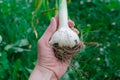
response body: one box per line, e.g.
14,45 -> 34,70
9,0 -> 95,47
0,0 -> 120,80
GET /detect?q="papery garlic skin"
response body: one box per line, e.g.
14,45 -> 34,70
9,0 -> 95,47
49,27 -> 80,48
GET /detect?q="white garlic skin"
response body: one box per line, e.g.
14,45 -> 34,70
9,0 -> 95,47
49,27 -> 80,48
49,0 -> 80,49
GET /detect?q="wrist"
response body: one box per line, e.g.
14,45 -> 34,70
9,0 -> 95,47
29,64 -> 58,80
37,65 -> 58,80
36,63 -> 58,80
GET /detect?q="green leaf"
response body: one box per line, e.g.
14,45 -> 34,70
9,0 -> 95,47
12,47 -> 30,53
0,35 -> 2,43
16,39 -> 29,47
25,67 -> 32,73
4,44 -> 14,51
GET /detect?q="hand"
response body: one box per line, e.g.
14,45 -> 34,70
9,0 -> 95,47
29,14 -> 83,80
29,15 -> 83,80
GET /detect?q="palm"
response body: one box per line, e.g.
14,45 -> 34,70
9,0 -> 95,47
37,38 -> 69,78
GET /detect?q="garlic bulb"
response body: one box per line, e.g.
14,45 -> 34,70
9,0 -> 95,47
49,0 -> 81,61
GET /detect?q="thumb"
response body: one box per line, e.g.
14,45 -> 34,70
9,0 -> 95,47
41,18 -> 57,42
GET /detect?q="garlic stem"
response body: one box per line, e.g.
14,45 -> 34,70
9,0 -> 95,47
59,0 -> 68,28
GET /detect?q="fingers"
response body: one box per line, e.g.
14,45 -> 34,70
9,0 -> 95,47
68,20 -> 79,34
68,20 -> 75,28
40,18 -> 57,42
71,27 -> 79,34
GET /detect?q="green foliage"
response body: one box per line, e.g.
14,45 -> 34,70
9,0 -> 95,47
0,0 -> 120,80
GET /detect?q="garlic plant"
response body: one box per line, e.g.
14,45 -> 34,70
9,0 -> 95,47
49,0 -> 81,61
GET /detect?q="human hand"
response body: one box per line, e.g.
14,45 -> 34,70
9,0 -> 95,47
36,14 -> 83,79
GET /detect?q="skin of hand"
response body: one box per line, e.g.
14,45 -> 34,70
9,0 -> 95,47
30,14 -> 83,79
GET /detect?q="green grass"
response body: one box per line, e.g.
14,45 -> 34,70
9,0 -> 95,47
0,0 -> 120,80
